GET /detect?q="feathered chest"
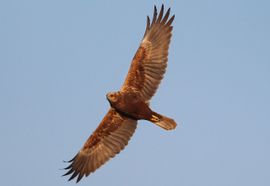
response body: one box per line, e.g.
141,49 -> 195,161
110,92 -> 152,120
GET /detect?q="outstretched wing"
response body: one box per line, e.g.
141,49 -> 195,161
121,5 -> 174,102
63,109 -> 137,182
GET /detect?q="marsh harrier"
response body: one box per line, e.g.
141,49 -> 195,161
63,5 -> 176,182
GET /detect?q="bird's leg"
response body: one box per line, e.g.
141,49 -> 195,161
150,114 -> 160,122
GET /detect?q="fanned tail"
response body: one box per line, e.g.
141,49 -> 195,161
149,112 -> 177,130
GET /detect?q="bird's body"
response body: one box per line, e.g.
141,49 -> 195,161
63,4 -> 177,182
107,91 -> 153,120
107,91 -> 176,130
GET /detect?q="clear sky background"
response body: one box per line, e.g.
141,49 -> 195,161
0,0 -> 269,186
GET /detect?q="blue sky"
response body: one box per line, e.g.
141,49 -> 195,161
0,0 -> 269,185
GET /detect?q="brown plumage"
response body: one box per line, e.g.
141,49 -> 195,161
63,4 -> 176,183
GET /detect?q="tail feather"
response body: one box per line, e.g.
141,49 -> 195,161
150,113 -> 177,130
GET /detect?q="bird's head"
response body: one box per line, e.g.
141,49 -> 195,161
106,91 -> 120,104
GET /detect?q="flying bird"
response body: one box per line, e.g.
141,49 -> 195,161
63,4 -> 176,182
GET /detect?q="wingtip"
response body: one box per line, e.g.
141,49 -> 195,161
172,14 -> 175,21
146,16 -> 150,29
157,4 -> 165,22
64,164 -> 72,170
165,14 -> 175,27
76,174 -> 84,183
62,169 -> 73,177
167,7 -> 171,14
68,172 -> 79,182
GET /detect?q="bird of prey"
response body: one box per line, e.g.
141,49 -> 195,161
63,4 -> 176,182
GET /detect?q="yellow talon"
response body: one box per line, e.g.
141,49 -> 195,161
151,115 -> 160,122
